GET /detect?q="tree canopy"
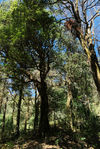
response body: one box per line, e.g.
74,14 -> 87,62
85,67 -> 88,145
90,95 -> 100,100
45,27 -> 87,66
0,0 -> 100,148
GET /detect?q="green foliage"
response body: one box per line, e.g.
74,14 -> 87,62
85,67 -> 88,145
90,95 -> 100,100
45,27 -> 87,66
65,53 -> 92,98
48,87 -> 66,111
0,1 -> 100,148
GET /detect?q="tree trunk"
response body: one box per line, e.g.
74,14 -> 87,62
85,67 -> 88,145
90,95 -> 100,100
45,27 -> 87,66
54,111 -> 56,127
11,101 -> 15,131
0,84 -> 6,114
66,77 -> 75,131
66,77 -> 73,108
0,98 -> 3,114
38,80 -> 50,136
16,88 -> 23,137
24,99 -> 29,132
34,89 -> 39,131
90,45 -> 100,93
80,37 -> 100,94
2,97 -> 8,134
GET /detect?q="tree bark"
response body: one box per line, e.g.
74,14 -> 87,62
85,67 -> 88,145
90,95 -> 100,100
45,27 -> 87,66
38,79 -> 50,136
66,77 -> 76,131
16,88 -> 23,137
24,99 -> 29,132
11,100 -> 15,131
2,97 -> 8,134
89,45 -> 100,93
66,77 -> 73,108
0,98 -> 3,114
34,89 -> 39,131
0,83 -> 6,114
80,37 -> 100,94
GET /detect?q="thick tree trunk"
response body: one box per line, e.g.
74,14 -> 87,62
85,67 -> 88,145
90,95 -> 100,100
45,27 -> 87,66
2,97 -> 8,134
89,45 -> 100,93
78,31 -> 100,95
80,37 -> 100,94
34,89 -> 39,131
38,80 -> 50,136
16,88 -> 23,137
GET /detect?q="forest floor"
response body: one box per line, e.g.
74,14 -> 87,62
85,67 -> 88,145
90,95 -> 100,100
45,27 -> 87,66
0,127 -> 99,149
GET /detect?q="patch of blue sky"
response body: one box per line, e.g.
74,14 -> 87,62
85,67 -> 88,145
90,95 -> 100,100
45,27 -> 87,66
0,0 -> 6,2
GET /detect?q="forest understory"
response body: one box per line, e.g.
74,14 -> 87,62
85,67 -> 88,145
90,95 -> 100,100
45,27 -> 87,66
1,126 -> 100,149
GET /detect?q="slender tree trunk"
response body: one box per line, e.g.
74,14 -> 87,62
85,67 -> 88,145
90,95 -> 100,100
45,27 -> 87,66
54,111 -> 56,127
0,98 -> 3,114
66,77 -> 73,108
66,77 -> 75,131
24,99 -> 29,132
38,79 -> 49,136
24,120 -> 27,133
11,94 -> 17,132
16,88 -> 23,137
12,100 -> 15,129
2,97 -> 8,134
34,89 -> 39,131
0,84 -> 6,114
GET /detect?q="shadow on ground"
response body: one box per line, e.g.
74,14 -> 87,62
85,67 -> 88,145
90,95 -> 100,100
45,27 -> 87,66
0,127 -> 99,149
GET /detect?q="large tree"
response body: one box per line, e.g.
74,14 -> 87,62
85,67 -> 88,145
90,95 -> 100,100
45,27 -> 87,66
0,0 -> 57,135
48,0 -> 100,94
